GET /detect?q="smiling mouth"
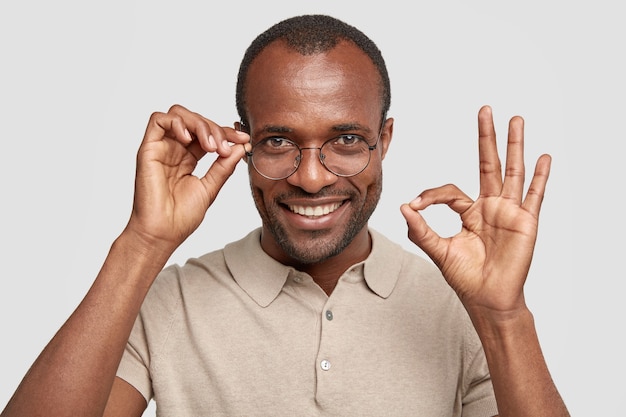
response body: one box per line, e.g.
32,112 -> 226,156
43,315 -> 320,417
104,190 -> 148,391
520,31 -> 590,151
287,202 -> 343,218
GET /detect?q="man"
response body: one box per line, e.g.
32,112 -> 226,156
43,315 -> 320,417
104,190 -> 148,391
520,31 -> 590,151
1,14 -> 569,417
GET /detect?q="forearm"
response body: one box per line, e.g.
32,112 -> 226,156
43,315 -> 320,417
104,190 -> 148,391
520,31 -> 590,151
1,231 -> 172,417
469,307 -> 569,417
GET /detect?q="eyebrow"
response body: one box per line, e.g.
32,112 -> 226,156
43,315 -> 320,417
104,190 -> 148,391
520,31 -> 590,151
258,122 -> 373,135
261,125 -> 292,134
332,123 -> 373,134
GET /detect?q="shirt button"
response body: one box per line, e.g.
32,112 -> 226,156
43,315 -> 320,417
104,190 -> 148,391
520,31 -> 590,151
325,310 -> 333,321
293,276 -> 303,283
320,359 -> 331,371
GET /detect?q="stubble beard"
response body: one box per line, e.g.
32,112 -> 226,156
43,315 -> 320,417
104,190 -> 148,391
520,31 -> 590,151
252,178 -> 383,265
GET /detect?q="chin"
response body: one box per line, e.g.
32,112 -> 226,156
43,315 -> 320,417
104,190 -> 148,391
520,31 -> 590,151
273,223 -> 361,265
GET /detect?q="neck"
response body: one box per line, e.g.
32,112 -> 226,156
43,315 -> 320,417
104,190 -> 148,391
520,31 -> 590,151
261,227 -> 372,296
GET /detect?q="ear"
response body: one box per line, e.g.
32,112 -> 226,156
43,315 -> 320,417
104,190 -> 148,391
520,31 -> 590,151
234,121 -> 251,164
379,117 -> 394,160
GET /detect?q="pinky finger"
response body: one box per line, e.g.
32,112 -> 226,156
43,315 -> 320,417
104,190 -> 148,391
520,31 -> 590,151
522,154 -> 551,216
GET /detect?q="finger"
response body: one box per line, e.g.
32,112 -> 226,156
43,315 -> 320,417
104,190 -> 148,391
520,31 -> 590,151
166,106 -> 249,158
167,105 -> 219,153
143,111 -> 193,147
186,127 -> 249,162
522,153 -> 551,216
216,127 -> 251,156
501,115 -> 526,203
185,140 -> 207,162
408,184 -> 474,215
401,203 -> 441,250
477,105 -> 503,197
200,140 -> 248,199
402,184 -> 473,265
400,203 -> 450,269
182,118 -> 249,159
142,105 -> 216,158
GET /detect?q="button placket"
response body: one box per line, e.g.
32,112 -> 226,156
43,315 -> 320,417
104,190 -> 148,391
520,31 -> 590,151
317,303 -> 335,376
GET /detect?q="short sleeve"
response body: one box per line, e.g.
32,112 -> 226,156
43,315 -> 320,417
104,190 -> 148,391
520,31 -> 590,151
461,319 -> 499,417
116,312 -> 153,403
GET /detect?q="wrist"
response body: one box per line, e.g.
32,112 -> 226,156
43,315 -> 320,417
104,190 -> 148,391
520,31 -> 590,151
466,303 -> 536,344
112,227 -> 176,275
119,219 -> 181,257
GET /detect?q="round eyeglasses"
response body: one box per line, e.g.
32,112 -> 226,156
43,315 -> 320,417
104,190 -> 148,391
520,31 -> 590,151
245,133 -> 380,180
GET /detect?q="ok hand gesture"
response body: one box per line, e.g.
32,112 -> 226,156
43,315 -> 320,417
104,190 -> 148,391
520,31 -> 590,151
401,105 -> 551,315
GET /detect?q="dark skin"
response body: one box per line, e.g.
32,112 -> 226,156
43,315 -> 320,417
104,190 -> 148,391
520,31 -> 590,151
401,107 -> 568,416
241,40 -> 393,295
0,40 -> 569,417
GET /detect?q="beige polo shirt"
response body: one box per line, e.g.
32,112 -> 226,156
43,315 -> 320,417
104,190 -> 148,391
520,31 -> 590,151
117,228 -> 498,416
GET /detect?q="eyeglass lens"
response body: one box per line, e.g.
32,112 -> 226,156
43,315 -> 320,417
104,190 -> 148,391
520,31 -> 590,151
250,136 -> 374,180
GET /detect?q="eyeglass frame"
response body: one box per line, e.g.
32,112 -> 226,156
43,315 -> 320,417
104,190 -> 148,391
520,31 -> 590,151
239,113 -> 387,181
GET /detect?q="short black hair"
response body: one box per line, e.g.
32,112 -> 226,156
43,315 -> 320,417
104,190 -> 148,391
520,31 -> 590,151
236,14 -> 391,126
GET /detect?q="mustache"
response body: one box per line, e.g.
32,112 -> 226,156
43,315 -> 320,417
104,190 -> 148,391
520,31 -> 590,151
274,188 -> 354,201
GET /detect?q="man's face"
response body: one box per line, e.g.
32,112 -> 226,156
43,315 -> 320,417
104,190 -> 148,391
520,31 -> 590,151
243,40 -> 392,266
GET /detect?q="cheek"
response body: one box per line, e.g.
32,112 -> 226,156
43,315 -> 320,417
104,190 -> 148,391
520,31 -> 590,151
249,174 -> 280,211
248,173 -> 266,208
354,163 -> 383,194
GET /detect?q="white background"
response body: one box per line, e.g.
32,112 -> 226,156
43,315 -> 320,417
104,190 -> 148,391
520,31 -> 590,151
1,1 -> 623,415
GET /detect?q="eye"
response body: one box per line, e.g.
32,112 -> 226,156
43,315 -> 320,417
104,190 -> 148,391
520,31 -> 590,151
258,137 -> 296,153
334,134 -> 365,146
269,137 -> 288,147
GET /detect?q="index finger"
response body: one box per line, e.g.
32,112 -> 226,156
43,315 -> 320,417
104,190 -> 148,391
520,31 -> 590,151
185,127 -> 250,161
144,105 -> 249,160
166,105 -> 231,155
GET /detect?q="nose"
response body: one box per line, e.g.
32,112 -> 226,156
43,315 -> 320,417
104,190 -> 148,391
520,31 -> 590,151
286,148 -> 338,193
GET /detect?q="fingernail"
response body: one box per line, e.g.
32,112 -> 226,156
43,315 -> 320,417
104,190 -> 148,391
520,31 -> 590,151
410,196 -> 422,205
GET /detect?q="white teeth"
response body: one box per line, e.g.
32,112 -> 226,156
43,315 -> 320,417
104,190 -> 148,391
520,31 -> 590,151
289,202 -> 342,217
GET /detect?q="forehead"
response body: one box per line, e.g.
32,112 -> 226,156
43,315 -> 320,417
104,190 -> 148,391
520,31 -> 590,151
244,40 -> 383,131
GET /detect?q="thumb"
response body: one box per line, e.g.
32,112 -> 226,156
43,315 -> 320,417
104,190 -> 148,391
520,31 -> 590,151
201,143 -> 247,202
400,203 -> 445,264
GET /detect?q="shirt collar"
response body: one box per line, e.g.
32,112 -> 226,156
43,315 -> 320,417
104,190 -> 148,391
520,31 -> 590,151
362,228 -> 404,298
224,228 -> 290,308
223,227 -> 404,306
